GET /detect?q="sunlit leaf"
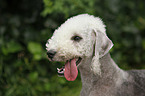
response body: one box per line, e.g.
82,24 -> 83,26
28,72 -> 38,83
2,40 -> 22,55
27,42 -> 43,60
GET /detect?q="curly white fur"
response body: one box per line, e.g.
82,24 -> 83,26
46,14 -> 108,70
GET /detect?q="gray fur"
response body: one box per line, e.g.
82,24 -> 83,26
79,53 -> 145,96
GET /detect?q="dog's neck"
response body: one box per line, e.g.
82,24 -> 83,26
78,53 -> 128,96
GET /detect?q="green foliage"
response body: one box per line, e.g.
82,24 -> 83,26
42,0 -> 97,17
0,0 -> 145,96
2,40 -> 23,55
28,42 -> 43,60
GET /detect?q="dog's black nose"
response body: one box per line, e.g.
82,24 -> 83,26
47,50 -> 56,59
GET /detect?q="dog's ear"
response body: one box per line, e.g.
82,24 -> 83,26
91,29 -> 113,75
92,29 -> 113,58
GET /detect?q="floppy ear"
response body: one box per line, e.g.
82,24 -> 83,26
93,30 -> 113,58
91,29 -> 113,75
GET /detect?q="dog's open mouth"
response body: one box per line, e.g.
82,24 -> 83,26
57,57 -> 82,81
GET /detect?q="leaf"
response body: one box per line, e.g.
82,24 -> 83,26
27,42 -> 43,60
2,40 -> 22,55
34,54 -> 42,60
44,82 -> 51,91
28,72 -> 38,83
8,41 -> 22,53
41,0 -> 53,16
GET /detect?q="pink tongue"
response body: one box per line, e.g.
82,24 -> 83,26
64,58 -> 78,81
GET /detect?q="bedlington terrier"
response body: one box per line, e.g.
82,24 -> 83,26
46,14 -> 145,96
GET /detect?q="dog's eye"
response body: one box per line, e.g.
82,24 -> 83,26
71,36 -> 82,41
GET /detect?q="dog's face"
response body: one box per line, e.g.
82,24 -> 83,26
46,26 -> 95,62
46,19 -> 96,81
46,14 -> 113,81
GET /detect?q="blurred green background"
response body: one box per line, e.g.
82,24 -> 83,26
0,0 -> 145,96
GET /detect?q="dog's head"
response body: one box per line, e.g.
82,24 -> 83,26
46,14 -> 113,81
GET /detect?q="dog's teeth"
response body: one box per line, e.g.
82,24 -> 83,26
57,68 -> 59,71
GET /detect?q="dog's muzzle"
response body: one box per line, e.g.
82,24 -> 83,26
47,50 -> 56,60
